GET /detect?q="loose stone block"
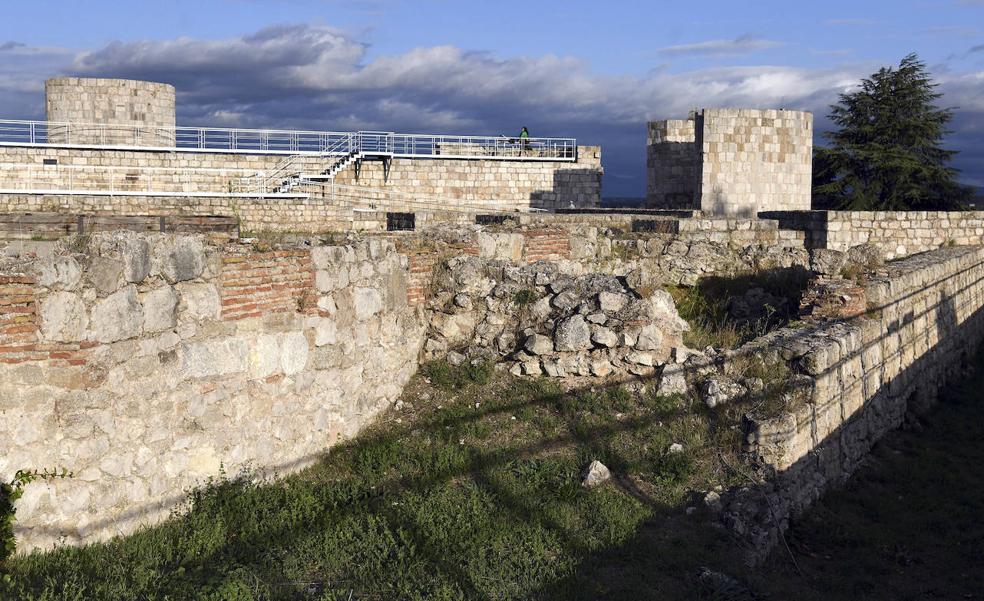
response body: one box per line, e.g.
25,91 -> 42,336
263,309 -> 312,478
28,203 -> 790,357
90,285 -> 143,343
38,291 -> 88,342
142,286 -> 178,333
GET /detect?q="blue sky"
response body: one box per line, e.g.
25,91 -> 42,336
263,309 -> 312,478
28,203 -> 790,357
1,0 -> 982,196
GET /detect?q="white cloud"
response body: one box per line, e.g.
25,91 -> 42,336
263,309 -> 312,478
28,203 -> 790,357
823,18 -> 877,26
657,34 -> 781,58
1,25 -> 981,192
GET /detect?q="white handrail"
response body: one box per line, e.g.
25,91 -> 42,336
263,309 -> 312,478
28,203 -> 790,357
0,119 -> 577,160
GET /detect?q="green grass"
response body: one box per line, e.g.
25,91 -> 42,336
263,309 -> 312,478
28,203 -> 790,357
669,267 -> 811,350
512,289 -> 537,306
420,360 -> 493,392
2,362 -> 757,601
747,357 -> 984,600
12,348 -> 980,601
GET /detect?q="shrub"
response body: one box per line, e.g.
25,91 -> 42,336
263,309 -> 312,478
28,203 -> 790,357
512,289 -> 537,306
1,469 -> 73,567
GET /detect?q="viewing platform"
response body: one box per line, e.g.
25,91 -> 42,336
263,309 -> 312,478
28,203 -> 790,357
0,119 -> 578,161
0,77 -> 602,231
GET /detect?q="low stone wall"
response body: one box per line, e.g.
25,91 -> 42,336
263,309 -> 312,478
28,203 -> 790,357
390,220 -> 811,310
421,257 -> 690,379
0,233 -> 425,552
0,144 -> 602,214
0,193 -> 353,235
762,210 -> 984,260
724,245 -> 984,559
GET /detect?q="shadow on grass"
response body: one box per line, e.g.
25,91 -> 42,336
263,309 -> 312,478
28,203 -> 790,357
3,361 -> 777,601
10,254 -> 983,600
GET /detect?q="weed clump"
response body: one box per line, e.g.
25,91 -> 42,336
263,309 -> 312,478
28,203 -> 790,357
669,267 -> 811,349
421,359 -> 493,391
512,289 -> 537,306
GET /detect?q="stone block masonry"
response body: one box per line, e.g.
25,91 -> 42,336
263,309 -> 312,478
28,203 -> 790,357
45,78 -> 176,147
725,245 -> 984,560
0,232 -> 425,552
332,146 -> 602,211
0,144 -> 603,225
647,109 -> 812,216
646,118 -> 697,209
763,210 -> 984,260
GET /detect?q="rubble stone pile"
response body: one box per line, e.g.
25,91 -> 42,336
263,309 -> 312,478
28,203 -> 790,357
423,256 -> 691,379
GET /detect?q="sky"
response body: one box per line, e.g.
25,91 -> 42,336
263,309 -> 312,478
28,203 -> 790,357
0,0 -> 982,197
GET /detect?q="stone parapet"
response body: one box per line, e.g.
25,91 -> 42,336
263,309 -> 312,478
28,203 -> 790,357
763,210 -> 984,260
0,232 -> 424,552
727,245 -> 984,560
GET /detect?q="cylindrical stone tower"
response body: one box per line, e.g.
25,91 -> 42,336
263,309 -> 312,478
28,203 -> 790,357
45,77 -> 176,147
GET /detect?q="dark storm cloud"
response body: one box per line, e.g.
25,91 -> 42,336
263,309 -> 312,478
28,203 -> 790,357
1,24 -> 982,195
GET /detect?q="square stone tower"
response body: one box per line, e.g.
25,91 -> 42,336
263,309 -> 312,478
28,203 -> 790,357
647,108 -> 813,216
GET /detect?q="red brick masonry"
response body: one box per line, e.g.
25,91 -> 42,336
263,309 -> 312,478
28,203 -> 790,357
220,250 -> 316,321
523,228 -> 571,262
0,274 -> 90,365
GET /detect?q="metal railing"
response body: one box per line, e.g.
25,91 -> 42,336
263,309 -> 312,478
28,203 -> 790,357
0,120 -> 577,160
232,133 -> 358,195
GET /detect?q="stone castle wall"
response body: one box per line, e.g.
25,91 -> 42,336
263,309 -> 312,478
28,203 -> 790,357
0,219 -> 814,553
0,233 -> 425,552
0,144 -> 602,218
332,146 -> 602,211
763,210 -> 984,260
45,78 -> 176,147
3,212 -> 978,556
647,108 -> 812,216
646,119 -> 697,209
727,245 -> 984,559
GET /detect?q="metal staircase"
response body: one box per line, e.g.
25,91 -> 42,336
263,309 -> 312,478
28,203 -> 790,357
286,151 -> 362,191
234,131 -> 400,196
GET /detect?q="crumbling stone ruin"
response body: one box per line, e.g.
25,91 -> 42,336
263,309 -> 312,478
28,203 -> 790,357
3,76 -> 984,569
424,256 -> 689,379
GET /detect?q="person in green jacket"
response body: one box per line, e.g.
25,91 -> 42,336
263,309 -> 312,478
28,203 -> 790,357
519,126 -> 530,155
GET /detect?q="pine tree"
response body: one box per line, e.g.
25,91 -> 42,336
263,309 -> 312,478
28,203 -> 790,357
813,53 -> 973,210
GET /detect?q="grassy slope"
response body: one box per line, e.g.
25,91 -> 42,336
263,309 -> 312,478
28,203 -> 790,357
3,362 -> 758,601
6,352 -> 984,600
